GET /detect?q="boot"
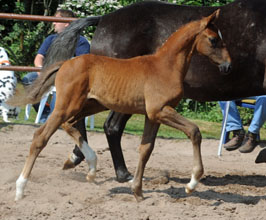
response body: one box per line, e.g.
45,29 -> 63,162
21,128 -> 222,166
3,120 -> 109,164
223,129 -> 245,151
239,132 -> 259,153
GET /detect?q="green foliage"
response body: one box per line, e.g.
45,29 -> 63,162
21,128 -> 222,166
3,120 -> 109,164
177,99 -> 258,130
59,0 -> 124,39
59,0 -> 121,17
0,0 -> 59,75
162,0 -> 234,6
176,100 -> 223,122
2,21 -> 51,67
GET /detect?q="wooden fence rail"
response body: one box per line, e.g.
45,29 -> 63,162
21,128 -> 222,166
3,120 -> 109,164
0,13 -> 78,72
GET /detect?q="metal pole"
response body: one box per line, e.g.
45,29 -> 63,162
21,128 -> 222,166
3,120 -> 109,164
218,101 -> 231,156
0,13 -> 78,23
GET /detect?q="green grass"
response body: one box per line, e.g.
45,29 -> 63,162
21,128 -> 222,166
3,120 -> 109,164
92,111 -> 222,139
2,107 -> 266,140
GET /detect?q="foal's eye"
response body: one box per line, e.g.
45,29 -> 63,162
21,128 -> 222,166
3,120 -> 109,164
209,37 -> 218,48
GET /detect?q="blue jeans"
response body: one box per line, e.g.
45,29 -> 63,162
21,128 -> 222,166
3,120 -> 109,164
219,96 -> 266,134
21,72 -> 38,86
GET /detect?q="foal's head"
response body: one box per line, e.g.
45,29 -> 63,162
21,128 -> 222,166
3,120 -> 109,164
195,10 -> 232,74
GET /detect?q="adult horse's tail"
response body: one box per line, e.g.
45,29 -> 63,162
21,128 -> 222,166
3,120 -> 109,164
43,16 -> 101,69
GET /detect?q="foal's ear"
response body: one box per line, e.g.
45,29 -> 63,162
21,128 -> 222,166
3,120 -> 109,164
207,9 -> 220,25
201,9 -> 220,28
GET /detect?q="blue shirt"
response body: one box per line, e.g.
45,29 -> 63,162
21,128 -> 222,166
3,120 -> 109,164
37,34 -> 90,57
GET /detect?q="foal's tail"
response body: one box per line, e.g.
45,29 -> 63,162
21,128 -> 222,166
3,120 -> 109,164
43,16 -> 101,69
7,62 -> 64,106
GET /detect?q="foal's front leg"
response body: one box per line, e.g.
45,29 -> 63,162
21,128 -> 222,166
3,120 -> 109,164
153,105 -> 204,194
15,113 -> 64,201
132,116 -> 160,202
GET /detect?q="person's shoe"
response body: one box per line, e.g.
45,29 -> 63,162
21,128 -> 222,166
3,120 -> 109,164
239,132 -> 259,153
223,129 -> 245,151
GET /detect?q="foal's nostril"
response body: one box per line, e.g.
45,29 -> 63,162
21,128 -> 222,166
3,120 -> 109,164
227,63 -> 232,72
219,62 -> 232,75
225,62 -> 232,73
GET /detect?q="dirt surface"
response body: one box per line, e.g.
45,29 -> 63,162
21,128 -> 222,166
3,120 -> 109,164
1,123 -> 266,220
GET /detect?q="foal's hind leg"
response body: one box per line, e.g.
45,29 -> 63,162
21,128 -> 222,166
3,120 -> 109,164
63,99 -> 107,171
63,119 -> 87,170
64,111 -> 133,183
61,121 -> 97,182
151,106 -> 204,194
15,113 -> 64,201
132,116 -> 160,202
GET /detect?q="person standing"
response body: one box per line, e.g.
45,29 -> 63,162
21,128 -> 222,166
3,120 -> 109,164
22,9 -> 90,122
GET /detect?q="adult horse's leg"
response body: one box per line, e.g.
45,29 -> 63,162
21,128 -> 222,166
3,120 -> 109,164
63,118 -> 86,169
103,111 -> 133,182
132,115 -> 160,202
153,105 -> 204,194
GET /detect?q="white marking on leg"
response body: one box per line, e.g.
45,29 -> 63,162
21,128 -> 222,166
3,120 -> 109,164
79,140 -> 97,181
129,177 -> 145,183
186,174 -> 198,194
15,174 -> 28,201
69,152 -> 78,163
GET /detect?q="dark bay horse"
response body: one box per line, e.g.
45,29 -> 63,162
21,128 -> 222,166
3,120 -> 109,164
15,11 -> 231,201
43,0 -> 266,182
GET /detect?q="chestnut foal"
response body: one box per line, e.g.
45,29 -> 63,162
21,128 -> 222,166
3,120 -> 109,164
15,10 -> 231,201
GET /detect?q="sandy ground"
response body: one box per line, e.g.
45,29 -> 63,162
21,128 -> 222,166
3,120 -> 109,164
1,123 -> 266,220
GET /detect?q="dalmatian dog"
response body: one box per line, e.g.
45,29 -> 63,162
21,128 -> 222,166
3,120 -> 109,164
0,47 -> 20,122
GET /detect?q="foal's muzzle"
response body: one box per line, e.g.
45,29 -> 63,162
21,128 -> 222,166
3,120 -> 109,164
219,62 -> 232,75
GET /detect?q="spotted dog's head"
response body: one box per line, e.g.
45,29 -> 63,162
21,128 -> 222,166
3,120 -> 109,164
0,47 -> 11,66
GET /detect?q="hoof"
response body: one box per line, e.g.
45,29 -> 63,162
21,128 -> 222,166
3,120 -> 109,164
86,172 -> 96,182
15,193 -> 23,201
116,170 -> 133,183
185,185 -> 195,194
133,191 -> 144,202
132,184 -> 144,202
255,148 -> 266,163
63,159 -> 76,170
185,173 -> 200,194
